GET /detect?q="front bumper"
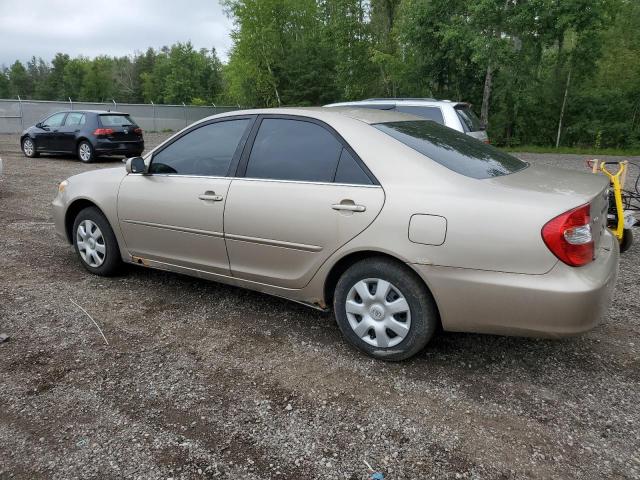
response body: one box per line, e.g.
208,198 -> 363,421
412,231 -> 620,337
52,193 -> 69,243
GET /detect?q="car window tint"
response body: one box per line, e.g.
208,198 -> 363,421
334,148 -> 372,185
455,106 -> 484,132
150,119 -> 250,176
100,115 -> 134,126
64,112 -> 85,127
44,112 -> 66,128
246,119 -> 342,182
395,106 -> 444,125
374,120 -> 527,179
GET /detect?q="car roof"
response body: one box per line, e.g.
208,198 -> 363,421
325,99 -> 470,108
50,110 -> 129,115
218,106 -> 422,125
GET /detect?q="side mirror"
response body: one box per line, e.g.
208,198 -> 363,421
126,156 -> 147,174
36,122 -> 42,128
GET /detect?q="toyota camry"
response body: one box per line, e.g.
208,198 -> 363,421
52,107 -> 619,360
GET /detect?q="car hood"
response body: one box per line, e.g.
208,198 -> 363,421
68,166 -> 127,185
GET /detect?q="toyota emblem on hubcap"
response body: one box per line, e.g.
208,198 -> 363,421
370,305 -> 385,320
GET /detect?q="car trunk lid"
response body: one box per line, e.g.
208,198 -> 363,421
489,164 -> 610,253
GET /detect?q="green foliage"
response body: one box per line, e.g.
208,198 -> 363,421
2,0 -> 639,149
0,43 -> 223,106
142,43 -> 223,104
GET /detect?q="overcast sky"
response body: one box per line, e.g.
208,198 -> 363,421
0,0 -> 234,68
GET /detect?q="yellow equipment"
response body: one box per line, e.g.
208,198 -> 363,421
587,159 -> 637,253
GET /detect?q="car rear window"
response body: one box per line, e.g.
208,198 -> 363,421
99,114 -> 134,126
394,105 -> 445,125
454,105 -> 484,132
374,120 -> 527,179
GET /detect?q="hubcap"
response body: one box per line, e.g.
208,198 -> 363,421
345,278 -> 411,348
76,219 -> 106,267
23,139 -> 34,156
79,143 -> 91,161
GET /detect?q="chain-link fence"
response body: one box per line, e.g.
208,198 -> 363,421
0,98 -> 242,134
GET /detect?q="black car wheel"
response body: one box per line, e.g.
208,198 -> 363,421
333,257 -> 439,361
22,137 -> 39,158
620,228 -> 634,253
77,140 -> 95,163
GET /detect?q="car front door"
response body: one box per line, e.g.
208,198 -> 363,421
224,116 -> 385,289
59,112 -> 85,152
36,112 -> 67,150
117,116 -> 254,275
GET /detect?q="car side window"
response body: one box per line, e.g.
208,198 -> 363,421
395,106 -> 445,125
245,118 -> 342,182
149,119 -> 251,176
43,112 -> 67,128
64,112 -> 85,127
334,148 -> 373,185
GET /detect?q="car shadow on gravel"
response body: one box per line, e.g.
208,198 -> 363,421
120,261 -> 602,377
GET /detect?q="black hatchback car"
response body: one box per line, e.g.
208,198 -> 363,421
20,110 -> 144,163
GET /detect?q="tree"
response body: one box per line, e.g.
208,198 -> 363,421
8,61 -> 32,98
0,69 -> 10,98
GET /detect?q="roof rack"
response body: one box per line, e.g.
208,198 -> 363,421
363,97 -> 438,102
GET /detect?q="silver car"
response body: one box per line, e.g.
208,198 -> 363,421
325,98 -> 490,143
52,107 -> 619,360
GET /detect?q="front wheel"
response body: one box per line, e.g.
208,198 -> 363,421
22,137 -> 39,158
333,258 -> 438,361
77,140 -> 95,163
72,207 -> 122,276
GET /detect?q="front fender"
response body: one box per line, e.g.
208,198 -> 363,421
52,167 -> 129,260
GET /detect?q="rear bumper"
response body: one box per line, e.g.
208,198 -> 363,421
412,231 -> 620,337
94,139 -> 144,155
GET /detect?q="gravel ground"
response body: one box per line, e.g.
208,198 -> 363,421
0,132 -> 639,480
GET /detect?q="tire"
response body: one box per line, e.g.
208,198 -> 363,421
22,137 -> 39,158
620,228 -> 634,254
72,207 -> 122,276
77,140 -> 95,163
333,257 -> 438,361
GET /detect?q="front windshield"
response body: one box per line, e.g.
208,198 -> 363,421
374,120 -> 527,179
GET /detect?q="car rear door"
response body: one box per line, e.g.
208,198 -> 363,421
59,112 -> 85,152
224,115 -> 385,289
117,116 -> 254,275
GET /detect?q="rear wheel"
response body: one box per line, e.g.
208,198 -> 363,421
77,140 -> 95,163
72,207 -> 122,276
22,137 -> 39,158
620,228 -> 634,253
333,258 -> 438,361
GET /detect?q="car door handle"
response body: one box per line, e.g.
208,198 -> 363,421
199,192 -> 223,202
332,203 -> 366,212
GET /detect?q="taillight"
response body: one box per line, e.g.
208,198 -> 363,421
93,128 -> 113,136
134,127 -> 143,135
541,203 -> 594,267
